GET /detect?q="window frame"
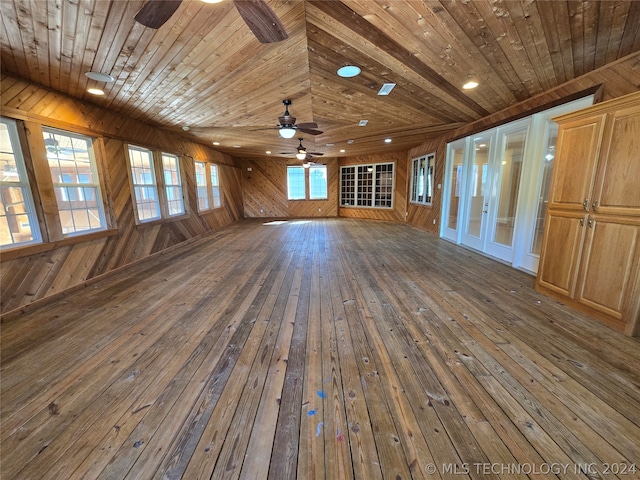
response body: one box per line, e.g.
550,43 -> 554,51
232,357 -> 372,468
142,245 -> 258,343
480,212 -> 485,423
194,160 -> 222,212
43,126 -> 108,236
126,145 -> 161,223
308,164 -> 328,200
1,117 -> 43,249
161,152 -> 186,217
340,162 -> 394,209
287,164 -> 328,201
287,165 -> 306,200
410,153 -> 435,206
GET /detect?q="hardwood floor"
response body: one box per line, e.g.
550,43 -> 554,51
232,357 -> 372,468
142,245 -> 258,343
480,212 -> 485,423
1,218 -> 639,480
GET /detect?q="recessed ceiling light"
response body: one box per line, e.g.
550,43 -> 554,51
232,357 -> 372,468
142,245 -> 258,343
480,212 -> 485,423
463,80 -> 479,89
358,120 -> 368,126
266,150 -> 271,154
340,149 -> 346,153
384,138 -> 392,143
326,143 -> 334,147
201,0 -> 223,3
347,139 -> 354,144
213,141 -> 220,145
87,88 -> 105,96
378,83 -> 396,95
85,71 -> 114,83
337,65 -> 361,78
232,145 -> 241,148
182,126 -> 190,131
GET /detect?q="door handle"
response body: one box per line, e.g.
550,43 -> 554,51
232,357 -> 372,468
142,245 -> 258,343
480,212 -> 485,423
588,218 -> 595,228
580,218 -> 585,227
482,210 -> 488,213
592,200 -> 599,212
582,199 -> 589,211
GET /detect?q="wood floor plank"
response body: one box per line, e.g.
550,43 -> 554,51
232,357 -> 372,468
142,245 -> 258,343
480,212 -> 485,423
2,218 -> 639,480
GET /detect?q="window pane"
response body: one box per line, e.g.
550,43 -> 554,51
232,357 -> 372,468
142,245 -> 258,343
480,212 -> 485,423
287,166 -> 305,200
44,127 -> 106,235
162,153 -> 184,216
374,163 -> 393,208
127,146 -> 160,222
309,165 -> 327,199
210,164 -> 221,208
340,166 -> 355,206
357,166 -> 373,206
195,161 -> 209,211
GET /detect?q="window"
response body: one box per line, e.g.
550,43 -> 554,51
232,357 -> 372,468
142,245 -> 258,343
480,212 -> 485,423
0,118 -> 41,248
309,165 -> 328,200
410,154 -> 435,205
210,164 -> 221,208
287,165 -> 327,200
287,166 -> 306,200
195,161 -> 208,211
340,162 -> 394,208
195,160 -> 222,211
44,127 -> 107,235
127,146 -> 160,222
162,153 -> 185,216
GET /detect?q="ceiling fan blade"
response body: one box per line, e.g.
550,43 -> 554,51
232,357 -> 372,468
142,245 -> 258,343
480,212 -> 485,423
135,0 -> 183,29
296,122 -> 319,129
296,126 -> 323,135
233,0 -> 288,44
308,152 -> 324,156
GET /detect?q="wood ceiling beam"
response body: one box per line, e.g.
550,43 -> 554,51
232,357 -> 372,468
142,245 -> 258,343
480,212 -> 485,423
307,0 -> 490,118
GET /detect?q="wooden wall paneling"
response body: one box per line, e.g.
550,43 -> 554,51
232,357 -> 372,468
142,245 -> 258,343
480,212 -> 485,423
406,138 -> 447,235
1,78 -> 243,315
44,238 -> 110,297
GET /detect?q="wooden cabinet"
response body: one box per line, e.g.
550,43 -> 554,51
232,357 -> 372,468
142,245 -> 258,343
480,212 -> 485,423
536,92 -> 640,336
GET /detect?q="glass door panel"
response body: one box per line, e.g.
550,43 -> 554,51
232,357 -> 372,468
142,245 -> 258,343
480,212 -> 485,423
485,123 -> 528,262
461,136 -> 491,250
531,121 -> 557,255
442,138 -> 466,242
448,146 -> 465,230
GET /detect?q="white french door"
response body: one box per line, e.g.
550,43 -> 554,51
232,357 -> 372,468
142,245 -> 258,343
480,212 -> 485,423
483,120 -> 530,262
441,96 -> 595,274
460,134 -> 493,251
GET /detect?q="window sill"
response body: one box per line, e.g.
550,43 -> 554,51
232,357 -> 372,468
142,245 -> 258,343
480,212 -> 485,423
197,206 -> 223,215
135,213 -> 190,227
0,228 -> 119,261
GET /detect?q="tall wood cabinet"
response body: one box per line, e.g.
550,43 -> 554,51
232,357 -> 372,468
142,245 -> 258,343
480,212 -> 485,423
536,91 -> 640,336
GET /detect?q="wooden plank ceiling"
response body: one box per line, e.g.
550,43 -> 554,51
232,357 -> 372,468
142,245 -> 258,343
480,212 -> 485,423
1,0 -> 639,159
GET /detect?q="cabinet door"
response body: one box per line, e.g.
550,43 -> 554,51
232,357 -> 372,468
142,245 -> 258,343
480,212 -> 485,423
536,211 -> 587,297
548,115 -> 605,212
576,216 -> 640,330
592,106 -> 640,216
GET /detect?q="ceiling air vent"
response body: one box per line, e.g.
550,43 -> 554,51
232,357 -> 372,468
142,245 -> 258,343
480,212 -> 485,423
358,120 -> 368,126
377,83 -> 396,95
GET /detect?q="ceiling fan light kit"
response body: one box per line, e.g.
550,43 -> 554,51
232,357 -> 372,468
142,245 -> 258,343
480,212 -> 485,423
279,127 -> 297,138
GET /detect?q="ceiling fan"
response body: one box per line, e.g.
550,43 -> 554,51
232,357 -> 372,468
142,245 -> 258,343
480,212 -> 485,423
134,0 -> 288,44
275,100 -> 323,138
282,138 -> 324,163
